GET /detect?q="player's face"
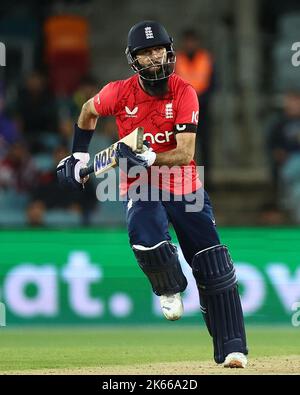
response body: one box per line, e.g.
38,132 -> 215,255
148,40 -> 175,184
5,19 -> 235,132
136,46 -> 167,74
132,44 -> 175,85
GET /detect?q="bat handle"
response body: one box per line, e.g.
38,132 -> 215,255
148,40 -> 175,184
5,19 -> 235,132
79,164 -> 94,178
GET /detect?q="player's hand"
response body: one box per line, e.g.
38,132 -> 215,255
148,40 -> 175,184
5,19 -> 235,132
56,152 -> 90,191
115,142 -> 156,170
136,143 -> 156,167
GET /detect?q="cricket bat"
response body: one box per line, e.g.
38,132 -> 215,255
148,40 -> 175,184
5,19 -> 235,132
79,127 -> 144,178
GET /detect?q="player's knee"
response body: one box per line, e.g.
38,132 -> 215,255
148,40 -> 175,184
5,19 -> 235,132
128,230 -> 166,247
126,201 -> 169,247
192,244 -> 237,292
128,216 -> 169,247
132,241 -> 188,296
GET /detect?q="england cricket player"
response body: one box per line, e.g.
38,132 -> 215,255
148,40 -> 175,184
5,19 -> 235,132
57,20 -> 248,368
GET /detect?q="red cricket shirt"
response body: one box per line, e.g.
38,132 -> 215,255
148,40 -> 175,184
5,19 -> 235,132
93,73 -> 201,195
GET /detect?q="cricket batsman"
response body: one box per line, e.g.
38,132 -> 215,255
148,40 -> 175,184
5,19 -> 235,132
57,20 -> 248,368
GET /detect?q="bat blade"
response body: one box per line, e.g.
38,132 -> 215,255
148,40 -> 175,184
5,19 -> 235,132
93,127 -> 144,176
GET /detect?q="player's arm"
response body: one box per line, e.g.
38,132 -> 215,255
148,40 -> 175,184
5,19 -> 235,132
78,98 -> 99,130
56,82 -> 117,191
115,130 -> 196,169
153,84 -> 199,166
154,132 -> 196,166
56,99 -> 99,191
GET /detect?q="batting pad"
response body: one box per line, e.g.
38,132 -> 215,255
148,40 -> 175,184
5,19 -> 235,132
192,244 -> 248,364
133,241 -> 188,296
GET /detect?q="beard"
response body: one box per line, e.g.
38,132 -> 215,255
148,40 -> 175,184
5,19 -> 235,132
141,77 -> 169,97
139,63 -> 174,97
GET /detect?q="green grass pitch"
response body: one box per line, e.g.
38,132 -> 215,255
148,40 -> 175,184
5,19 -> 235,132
0,326 -> 299,374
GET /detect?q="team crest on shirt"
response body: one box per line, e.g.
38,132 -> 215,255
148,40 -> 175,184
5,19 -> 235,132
165,103 -> 173,119
125,106 -> 138,117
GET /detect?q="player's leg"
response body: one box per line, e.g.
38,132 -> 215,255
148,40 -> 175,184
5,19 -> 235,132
123,197 -> 187,320
192,244 -> 248,367
163,189 -> 219,329
163,189 -> 248,366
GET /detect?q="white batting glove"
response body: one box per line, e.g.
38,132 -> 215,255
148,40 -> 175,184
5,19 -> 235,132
73,152 -> 90,183
136,145 -> 156,167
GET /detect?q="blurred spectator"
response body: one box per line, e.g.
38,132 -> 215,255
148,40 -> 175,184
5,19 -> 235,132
27,200 -> 45,227
266,91 -> 300,222
267,92 -> 300,181
176,29 -> 215,188
57,75 -> 99,144
73,75 -> 99,114
258,202 -> 288,226
0,142 -> 37,192
28,145 -> 97,226
16,70 -> 59,153
0,83 -> 20,158
44,15 -> 89,96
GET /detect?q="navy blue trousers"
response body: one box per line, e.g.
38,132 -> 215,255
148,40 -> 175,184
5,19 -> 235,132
123,188 -> 220,265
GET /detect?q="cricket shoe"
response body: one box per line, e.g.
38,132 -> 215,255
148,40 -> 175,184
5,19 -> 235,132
223,352 -> 247,368
159,293 -> 183,321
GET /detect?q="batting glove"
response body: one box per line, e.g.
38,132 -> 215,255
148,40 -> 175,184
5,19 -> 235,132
136,144 -> 156,167
57,152 -> 90,191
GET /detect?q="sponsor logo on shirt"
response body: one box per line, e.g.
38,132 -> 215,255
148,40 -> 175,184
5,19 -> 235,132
165,103 -> 173,119
192,110 -> 199,123
125,106 -> 138,117
144,130 -> 174,144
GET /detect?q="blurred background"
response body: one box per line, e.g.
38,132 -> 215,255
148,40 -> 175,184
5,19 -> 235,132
0,0 -> 299,328
1,0 -> 300,227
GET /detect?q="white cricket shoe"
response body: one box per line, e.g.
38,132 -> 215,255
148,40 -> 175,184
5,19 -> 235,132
159,293 -> 183,321
224,352 -> 247,368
